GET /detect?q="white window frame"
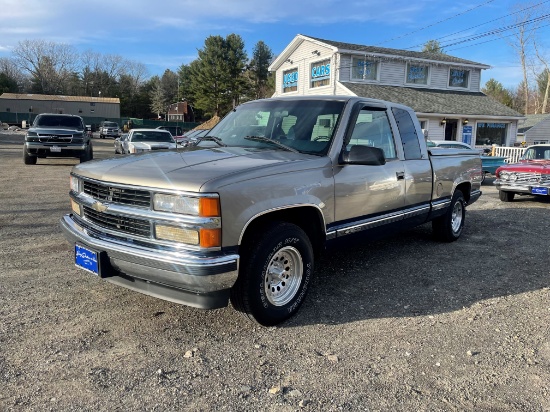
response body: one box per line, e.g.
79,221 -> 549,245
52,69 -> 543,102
309,59 -> 331,90
282,67 -> 299,94
350,56 -> 379,82
448,68 -> 470,89
405,62 -> 430,86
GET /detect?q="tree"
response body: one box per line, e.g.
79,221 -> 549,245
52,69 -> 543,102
0,72 -> 18,93
422,40 -> 444,54
249,41 -> 274,99
160,69 -> 178,104
12,39 -> 77,94
190,34 -> 248,117
224,33 -> 248,108
482,78 -> 514,108
506,2 -> 544,114
149,76 -> 166,118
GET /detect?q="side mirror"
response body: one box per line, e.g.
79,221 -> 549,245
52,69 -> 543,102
343,145 -> 386,165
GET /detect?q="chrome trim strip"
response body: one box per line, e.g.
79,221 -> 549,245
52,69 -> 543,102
238,203 -> 327,245
335,210 -> 403,236
431,198 -> 451,211
402,204 -> 430,218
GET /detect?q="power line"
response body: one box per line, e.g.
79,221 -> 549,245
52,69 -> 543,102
376,0 -> 496,45
403,0 -> 550,50
446,21 -> 550,52
440,14 -> 550,49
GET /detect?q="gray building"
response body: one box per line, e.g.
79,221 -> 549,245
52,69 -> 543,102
517,114 -> 550,146
269,34 -> 524,147
0,93 -> 120,126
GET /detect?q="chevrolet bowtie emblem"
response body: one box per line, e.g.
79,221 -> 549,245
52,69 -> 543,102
91,201 -> 109,212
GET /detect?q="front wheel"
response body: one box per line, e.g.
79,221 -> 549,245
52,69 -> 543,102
80,145 -> 93,163
230,222 -> 314,326
499,190 -> 515,202
23,150 -> 37,165
432,190 -> 466,242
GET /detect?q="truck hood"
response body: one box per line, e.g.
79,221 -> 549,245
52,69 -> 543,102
498,159 -> 550,174
73,146 -> 329,192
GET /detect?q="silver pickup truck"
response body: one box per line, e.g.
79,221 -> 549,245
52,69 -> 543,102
60,96 -> 482,325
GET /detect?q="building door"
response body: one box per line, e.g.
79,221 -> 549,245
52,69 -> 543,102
445,120 -> 457,141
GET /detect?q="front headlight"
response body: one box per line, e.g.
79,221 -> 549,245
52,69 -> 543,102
70,175 -> 81,193
500,172 -> 509,181
25,131 -> 38,141
153,194 -> 220,217
509,173 -> 517,182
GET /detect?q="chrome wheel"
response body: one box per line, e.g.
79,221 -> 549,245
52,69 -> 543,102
451,200 -> 464,233
264,246 -> 303,306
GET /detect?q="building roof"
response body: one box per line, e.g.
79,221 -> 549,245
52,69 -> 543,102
305,36 -> 490,68
0,93 -> 120,104
517,114 -> 550,133
341,82 -> 523,118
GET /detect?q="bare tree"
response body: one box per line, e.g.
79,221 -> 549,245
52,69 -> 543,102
533,43 -> 550,113
506,2 -> 543,114
12,39 -> 78,94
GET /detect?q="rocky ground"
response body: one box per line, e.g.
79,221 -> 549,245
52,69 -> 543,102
1,134 -> 549,411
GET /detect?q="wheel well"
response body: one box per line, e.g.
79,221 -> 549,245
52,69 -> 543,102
240,207 -> 325,258
455,182 -> 471,202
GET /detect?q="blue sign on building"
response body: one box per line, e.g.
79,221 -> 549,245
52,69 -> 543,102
462,125 -> 473,146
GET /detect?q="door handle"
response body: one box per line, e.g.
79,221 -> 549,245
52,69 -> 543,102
396,171 -> 405,180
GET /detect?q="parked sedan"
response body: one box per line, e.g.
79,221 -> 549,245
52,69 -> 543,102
114,129 -> 177,154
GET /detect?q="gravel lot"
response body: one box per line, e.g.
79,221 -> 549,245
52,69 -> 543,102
1,132 -> 549,411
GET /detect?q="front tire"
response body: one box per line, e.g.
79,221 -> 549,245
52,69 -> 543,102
23,150 -> 37,165
432,190 -> 466,242
499,190 -> 515,202
80,144 -> 93,163
230,222 -> 314,326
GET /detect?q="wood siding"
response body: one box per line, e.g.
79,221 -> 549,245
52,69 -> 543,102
524,119 -> 550,144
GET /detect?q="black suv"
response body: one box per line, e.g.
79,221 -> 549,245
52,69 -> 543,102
23,113 -> 93,164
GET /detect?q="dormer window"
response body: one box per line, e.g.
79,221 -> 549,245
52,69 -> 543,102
351,57 -> 378,81
406,63 -> 429,85
449,68 -> 470,88
310,59 -> 331,88
282,68 -> 299,93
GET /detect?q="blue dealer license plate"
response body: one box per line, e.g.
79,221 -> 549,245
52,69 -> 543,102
75,244 -> 99,275
531,187 -> 549,195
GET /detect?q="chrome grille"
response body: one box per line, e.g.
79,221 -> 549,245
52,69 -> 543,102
83,181 -> 151,207
39,134 -> 73,143
83,205 -> 151,237
514,172 -> 541,183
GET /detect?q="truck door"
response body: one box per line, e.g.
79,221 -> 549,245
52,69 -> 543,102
391,108 -> 433,227
332,106 -> 406,236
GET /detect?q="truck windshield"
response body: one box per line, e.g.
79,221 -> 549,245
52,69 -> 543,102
35,115 -> 83,129
203,99 -> 346,155
523,147 -> 550,160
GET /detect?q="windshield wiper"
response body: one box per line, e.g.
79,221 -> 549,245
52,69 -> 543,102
243,136 -> 298,153
197,135 -> 227,147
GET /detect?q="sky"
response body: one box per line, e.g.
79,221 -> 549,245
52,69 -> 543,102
1,0 -> 549,89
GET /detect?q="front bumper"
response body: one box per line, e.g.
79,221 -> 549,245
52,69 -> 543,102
494,181 -> 550,195
60,214 -> 239,309
25,142 -> 86,157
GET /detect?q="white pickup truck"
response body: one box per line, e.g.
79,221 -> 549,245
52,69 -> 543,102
61,96 -> 482,325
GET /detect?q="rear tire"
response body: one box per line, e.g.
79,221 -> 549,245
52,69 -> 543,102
499,190 -> 515,202
23,150 -> 37,165
432,190 -> 465,242
230,222 -> 314,326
